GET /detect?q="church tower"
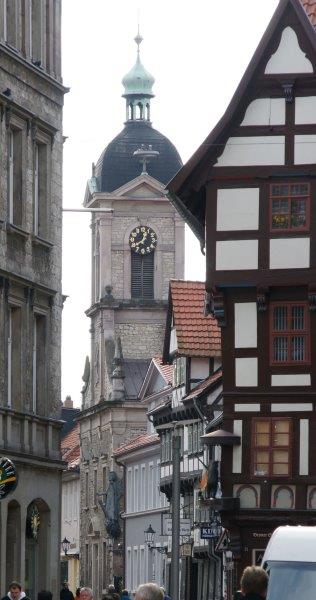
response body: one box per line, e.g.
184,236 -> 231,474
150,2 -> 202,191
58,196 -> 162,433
78,34 -> 184,593
82,33 -> 184,408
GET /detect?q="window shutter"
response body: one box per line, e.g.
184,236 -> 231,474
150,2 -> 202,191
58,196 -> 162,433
142,252 -> 154,298
131,251 -> 154,299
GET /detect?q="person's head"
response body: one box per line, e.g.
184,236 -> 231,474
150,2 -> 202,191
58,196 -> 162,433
9,583 -> 22,600
62,583 -> 69,590
38,591 -> 53,600
135,584 -> 164,600
79,588 -> 93,600
241,566 -> 269,598
75,590 -> 81,598
108,586 -> 116,593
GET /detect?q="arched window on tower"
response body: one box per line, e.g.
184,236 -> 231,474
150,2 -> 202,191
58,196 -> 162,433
129,226 -> 157,300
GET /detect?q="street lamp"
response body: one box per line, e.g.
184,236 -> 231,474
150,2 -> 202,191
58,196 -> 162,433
144,524 -> 156,548
61,537 -> 71,555
144,524 -> 168,554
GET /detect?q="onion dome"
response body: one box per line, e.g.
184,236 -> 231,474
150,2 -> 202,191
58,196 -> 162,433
93,31 -> 182,193
122,32 -> 155,98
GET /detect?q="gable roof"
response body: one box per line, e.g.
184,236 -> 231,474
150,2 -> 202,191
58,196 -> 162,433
163,280 -> 221,360
183,369 -> 222,402
61,423 -> 80,468
167,0 -> 316,243
113,432 -> 159,458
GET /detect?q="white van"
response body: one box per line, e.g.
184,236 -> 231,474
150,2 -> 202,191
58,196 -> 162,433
262,526 -> 316,600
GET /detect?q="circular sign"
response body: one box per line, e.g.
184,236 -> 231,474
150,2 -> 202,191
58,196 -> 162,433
0,457 -> 18,499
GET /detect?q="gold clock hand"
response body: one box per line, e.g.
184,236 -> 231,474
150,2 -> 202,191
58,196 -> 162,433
0,475 -> 16,485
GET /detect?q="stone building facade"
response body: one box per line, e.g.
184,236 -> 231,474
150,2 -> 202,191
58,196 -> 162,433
78,34 -> 184,594
0,2 -> 66,597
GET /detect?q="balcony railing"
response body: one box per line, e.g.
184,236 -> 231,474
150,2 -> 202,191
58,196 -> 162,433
0,407 -> 62,461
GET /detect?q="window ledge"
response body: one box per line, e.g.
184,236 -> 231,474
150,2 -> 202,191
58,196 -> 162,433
31,235 -> 53,250
6,223 -> 29,239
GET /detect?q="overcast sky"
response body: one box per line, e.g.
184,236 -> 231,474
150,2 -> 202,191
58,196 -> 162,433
61,0 -> 279,406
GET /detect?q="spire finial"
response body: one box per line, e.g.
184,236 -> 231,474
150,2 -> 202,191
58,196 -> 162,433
134,23 -> 143,55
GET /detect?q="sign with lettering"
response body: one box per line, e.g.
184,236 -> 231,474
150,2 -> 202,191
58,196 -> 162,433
163,518 -> 191,537
200,524 -> 221,539
0,457 -> 18,499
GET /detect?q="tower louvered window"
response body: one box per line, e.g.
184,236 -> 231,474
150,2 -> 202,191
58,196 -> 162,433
131,251 -> 154,299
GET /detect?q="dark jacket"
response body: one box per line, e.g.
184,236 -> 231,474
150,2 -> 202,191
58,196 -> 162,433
60,589 -> 74,600
243,594 -> 265,600
164,595 -> 172,600
2,596 -> 31,600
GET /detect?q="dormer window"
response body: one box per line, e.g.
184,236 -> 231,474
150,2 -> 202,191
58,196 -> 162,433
270,183 -> 309,232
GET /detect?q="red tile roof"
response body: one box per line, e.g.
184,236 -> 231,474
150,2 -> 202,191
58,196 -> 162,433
170,280 -> 221,357
184,369 -> 222,402
300,0 -> 316,27
113,433 -> 159,457
152,356 -> 173,385
61,423 -> 80,467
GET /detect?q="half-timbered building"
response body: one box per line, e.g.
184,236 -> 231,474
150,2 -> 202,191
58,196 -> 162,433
167,0 -> 316,590
152,281 -> 222,600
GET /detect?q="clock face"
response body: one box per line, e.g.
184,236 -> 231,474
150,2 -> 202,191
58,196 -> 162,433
0,457 -> 18,499
129,226 -> 157,255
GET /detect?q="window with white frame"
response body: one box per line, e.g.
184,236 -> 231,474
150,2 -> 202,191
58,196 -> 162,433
173,356 -> 187,388
188,421 -> 204,455
134,466 -> 139,512
141,464 -> 146,511
133,547 -> 139,591
127,468 -> 132,512
126,547 -> 132,591
148,462 -> 154,509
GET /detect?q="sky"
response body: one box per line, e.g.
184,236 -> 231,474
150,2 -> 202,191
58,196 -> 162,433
61,0 -> 279,406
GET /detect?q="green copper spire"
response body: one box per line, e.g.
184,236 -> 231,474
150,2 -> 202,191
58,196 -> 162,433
122,30 -> 155,123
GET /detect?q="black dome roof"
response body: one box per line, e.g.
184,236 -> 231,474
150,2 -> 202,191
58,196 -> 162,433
95,121 -> 182,192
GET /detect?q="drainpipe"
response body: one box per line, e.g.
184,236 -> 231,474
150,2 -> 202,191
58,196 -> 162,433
209,538 -> 222,600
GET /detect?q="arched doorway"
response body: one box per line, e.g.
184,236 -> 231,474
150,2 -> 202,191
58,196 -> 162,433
6,500 -> 21,587
25,499 -> 51,598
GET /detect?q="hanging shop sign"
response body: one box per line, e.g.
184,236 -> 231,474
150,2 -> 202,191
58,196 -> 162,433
0,457 -> 18,499
163,517 -> 191,537
200,523 -> 221,539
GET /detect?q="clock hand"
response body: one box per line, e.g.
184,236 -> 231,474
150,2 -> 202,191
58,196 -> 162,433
135,233 -> 148,246
0,475 -> 16,485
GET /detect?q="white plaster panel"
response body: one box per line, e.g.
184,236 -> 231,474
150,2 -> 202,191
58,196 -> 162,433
271,403 -> 313,412
265,27 -> 313,74
269,238 -> 310,269
241,98 -> 285,126
234,404 -> 261,412
300,419 -> 309,475
216,188 -> 259,231
235,303 -> 257,348
190,357 -> 210,380
215,136 -> 285,167
233,420 -> 242,474
235,358 -> 258,387
295,135 -> 316,164
216,240 -> 258,271
271,374 -> 311,387
295,97 -> 316,124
